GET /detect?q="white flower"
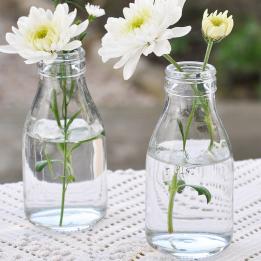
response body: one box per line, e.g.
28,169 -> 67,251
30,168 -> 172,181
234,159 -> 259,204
98,0 -> 191,80
0,4 -> 89,64
86,3 -> 105,18
202,9 -> 234,42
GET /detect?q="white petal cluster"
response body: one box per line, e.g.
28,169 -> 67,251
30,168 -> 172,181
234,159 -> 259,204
0,4 -> 89,64
86,3 -> 105,18
98,0 -> 191,80
202,9 -> 234,42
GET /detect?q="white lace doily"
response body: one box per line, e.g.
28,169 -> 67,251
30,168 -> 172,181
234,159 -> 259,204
0,159 -> 261,260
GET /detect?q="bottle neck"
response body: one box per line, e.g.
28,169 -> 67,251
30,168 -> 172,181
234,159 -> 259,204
165,61 -> 217,98
38,48 -> 86,79
164,62 -> 218,120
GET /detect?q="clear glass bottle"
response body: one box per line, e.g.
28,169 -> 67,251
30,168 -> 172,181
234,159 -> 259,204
23,48 -> 107,231
146,62 -> 234,259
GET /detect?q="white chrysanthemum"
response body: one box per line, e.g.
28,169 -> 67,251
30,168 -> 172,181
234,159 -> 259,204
0,4 -> 89,64
98,0 -> 191,80
202,9 -> 234,41
86,3 -> 105,18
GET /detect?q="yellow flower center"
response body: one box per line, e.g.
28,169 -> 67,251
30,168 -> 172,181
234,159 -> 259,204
211,17 -> 223,27
28,24 -> 59,51
130,16 -> 145,30
34,27 -> 49,40
126,9 -> 151,32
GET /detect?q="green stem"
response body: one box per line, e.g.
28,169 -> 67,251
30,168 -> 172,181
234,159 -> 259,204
191,85 -> 215,150
168,188 -> 176,233
59,63 -> 69,227
163,54 -> 183,72
182,100 -> 197,151
59,131 -> 68,226
167,170 -> 178,233
202,40 -> 214,71
205,113 -> 214,150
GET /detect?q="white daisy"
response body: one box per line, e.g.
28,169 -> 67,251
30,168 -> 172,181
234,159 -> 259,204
98,0 -> 191,80
85,3 -> 105,18
0,4 -> 89,64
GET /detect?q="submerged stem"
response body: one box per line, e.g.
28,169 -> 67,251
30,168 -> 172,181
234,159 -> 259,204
191,85 -> 215,150
59,69 -> 69,227
167,168 -> 179,233
168,187 -> 177,233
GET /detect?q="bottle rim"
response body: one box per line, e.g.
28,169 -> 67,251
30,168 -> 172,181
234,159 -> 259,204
54,47 -> 86,63
165,61 -> 217,97
165,61 -> 216,82
38,48 -> 86,78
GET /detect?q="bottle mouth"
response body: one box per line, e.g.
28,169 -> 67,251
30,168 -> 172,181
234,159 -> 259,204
53,47 -> 86,64
165,61 -> 216,83
38,48 -> 86,78
165,61 -> 217,97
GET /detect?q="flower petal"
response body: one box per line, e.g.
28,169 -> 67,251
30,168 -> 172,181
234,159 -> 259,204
164,26 -> 191,39
70,20 -> 89,38
63,40 -> 82,51
0,45 -> 17,54
153,40 -> 171,56
123,50 -> 143,80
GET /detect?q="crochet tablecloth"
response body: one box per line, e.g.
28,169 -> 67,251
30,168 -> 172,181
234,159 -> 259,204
0,159 -> 261,261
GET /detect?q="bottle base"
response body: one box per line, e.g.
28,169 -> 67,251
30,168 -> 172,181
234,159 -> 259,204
146,230 -> 232,259
27,207 -> 106,232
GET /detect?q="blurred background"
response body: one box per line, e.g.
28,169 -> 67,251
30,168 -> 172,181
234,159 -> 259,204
0,0 -> 260,182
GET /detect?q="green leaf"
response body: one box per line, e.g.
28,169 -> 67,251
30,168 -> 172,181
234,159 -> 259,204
79,32 -> 87,41
184,101 -> 197,145
188,185 -> 212,204
177,119 -> 185,146
35,159 -> 62,172
35,160 -> 49,172
67,174 -> 76,183
177,180 -> 186,193
71,134 -> 102,152
65,110 -> 81,132
50,89 -> 62,128
67,80 -> 75,104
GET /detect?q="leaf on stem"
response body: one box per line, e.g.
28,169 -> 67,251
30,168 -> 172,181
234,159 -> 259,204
79,32 -> 87,41
50,89 -> 62,128
177,119 -> 185,147
65,110 -> 81,132
67,80 -> 76,105
35,159 -> 62,172
183,101 -> 197,149
177,180 -> 186,193
188,185 -> 212,203
67,174 -> 76,183
70,134 -> 102,152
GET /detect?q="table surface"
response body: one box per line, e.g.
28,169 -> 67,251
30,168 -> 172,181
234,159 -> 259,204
0,159 -> 261,261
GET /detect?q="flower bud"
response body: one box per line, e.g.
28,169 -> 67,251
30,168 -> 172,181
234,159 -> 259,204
202,9 -> 234,42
